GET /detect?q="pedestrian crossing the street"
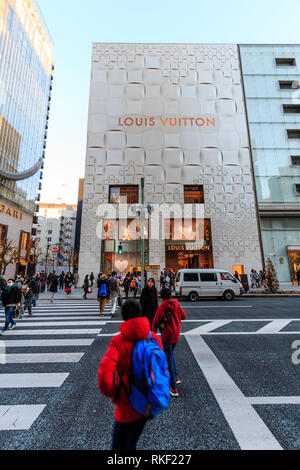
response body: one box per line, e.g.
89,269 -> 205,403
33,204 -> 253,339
0,300 -> 112,431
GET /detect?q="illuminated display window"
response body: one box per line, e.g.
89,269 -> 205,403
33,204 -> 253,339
165,219 -> 211,241
109,186 -> 139,204
0,224 -> 8,245
103,219 -> 149,241
184,185 -> 204,204
19,231 -> 29,251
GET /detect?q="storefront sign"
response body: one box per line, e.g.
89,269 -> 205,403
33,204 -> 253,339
118,114 -> 219,134
0,203 -> 23,220
167,243 -> 209,252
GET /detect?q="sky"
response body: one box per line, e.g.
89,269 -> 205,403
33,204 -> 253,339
38,0 -> 300,204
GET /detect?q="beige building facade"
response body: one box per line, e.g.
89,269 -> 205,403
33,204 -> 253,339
79,43 -> 263,281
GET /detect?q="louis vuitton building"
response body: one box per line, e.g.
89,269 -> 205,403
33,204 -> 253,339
78,43 -> 264,281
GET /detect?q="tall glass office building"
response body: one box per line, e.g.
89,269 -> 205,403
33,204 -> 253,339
240,45 -> 300,284
0,0 -> 53,277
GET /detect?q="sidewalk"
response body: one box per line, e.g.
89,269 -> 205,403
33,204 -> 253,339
245,283 -> 300,296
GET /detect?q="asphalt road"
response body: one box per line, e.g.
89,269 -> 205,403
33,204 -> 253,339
0,297 -> 299,450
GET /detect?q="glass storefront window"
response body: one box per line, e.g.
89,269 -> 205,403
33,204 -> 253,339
0,224 -> 8,245
103,219 -> 149,241
109,185 -> 139,204
164,218 -> 210,241
184,185 -> 204,204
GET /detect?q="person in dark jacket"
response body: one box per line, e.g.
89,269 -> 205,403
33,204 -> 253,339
49,274 -> 59,304
23,284 -> 34,316
97,274 -> 110,317
1,279 -> 22,335
28,275 -> 40,307
98,299 -> 163,451
140,278 -> 158,327
122,273 -> 131,300
152,287 -> 186,397
83,275 -> 90,300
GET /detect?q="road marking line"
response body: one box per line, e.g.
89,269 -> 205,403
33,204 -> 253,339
7,328 -> 102,336
0,353 -> 84,364
248,397 -> 300,405
256,320 -> 293,334
13,321 -> 105,327
0,373 -> 69,388
185,335 -> 282,450
182,331 -> 300,336
184,320 -> 232,334
3,339 -> 95,347
0,405 -> 46,430
181,306 -> 253,309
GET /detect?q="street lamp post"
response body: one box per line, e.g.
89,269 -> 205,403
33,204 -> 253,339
141,178 -> 145,290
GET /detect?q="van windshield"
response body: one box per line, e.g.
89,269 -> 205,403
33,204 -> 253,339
221,273 -> 238,283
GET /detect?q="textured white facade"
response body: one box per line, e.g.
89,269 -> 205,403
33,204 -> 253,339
79,43 -> 263,280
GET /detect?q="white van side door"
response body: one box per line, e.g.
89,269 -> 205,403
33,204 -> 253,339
182,272 -> 200,296
199,272 -> 221,297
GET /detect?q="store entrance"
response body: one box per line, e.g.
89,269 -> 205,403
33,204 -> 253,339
287,249 -> 300,285
166,249 -> 213,272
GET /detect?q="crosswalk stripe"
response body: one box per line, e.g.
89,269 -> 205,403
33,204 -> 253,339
0,373 -> 69,388
0,405 -> 47,430
184,320 -> 232,335
0,353 -> 84,363
256,320 -> 292,334
3,338 -> 96,347
6,328 -> 102,336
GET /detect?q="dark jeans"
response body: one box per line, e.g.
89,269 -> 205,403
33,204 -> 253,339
163,342 -> 178,389
112,418 -> 147,451
3,306 -> 16,331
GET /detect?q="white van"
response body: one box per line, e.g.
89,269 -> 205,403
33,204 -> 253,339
175,269 -> 244,301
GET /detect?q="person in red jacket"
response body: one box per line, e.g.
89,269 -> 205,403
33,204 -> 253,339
98,299 -> 163,451
152,287 -> 186,397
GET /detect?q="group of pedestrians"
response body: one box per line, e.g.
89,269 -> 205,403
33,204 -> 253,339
0,273 -> 42,335
160,268 -> 176,291
98,285 -> 186,451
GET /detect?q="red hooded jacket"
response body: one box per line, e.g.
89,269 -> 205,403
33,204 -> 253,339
152,299 -> 186,344
98,316 -> 162,423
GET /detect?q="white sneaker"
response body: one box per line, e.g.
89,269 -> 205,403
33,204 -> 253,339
0,330 -> 8,336
8,324 -> 16,330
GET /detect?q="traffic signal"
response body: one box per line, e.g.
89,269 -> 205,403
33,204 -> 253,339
118,244 -> 123,255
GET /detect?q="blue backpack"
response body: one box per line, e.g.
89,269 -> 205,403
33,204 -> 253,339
127,333 -> 170,418
98,282 -> 107,297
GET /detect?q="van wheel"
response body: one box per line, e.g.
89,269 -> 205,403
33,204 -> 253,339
189,292 -> 199,302
223,290 -> 234,301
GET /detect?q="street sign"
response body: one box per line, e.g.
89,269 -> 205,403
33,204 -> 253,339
52,247 -> 58,254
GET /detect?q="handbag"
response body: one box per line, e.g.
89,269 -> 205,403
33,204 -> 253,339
117,295 -> 123,307
13,305 -> 24,319
88,287 -> 92,293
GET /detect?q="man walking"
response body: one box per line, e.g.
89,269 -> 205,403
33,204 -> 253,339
108,271 -> 121,317
152,287 -> 186,397
1,279 -> 22,335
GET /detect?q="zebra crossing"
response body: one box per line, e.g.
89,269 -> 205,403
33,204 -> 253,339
0,300 -> 111,431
